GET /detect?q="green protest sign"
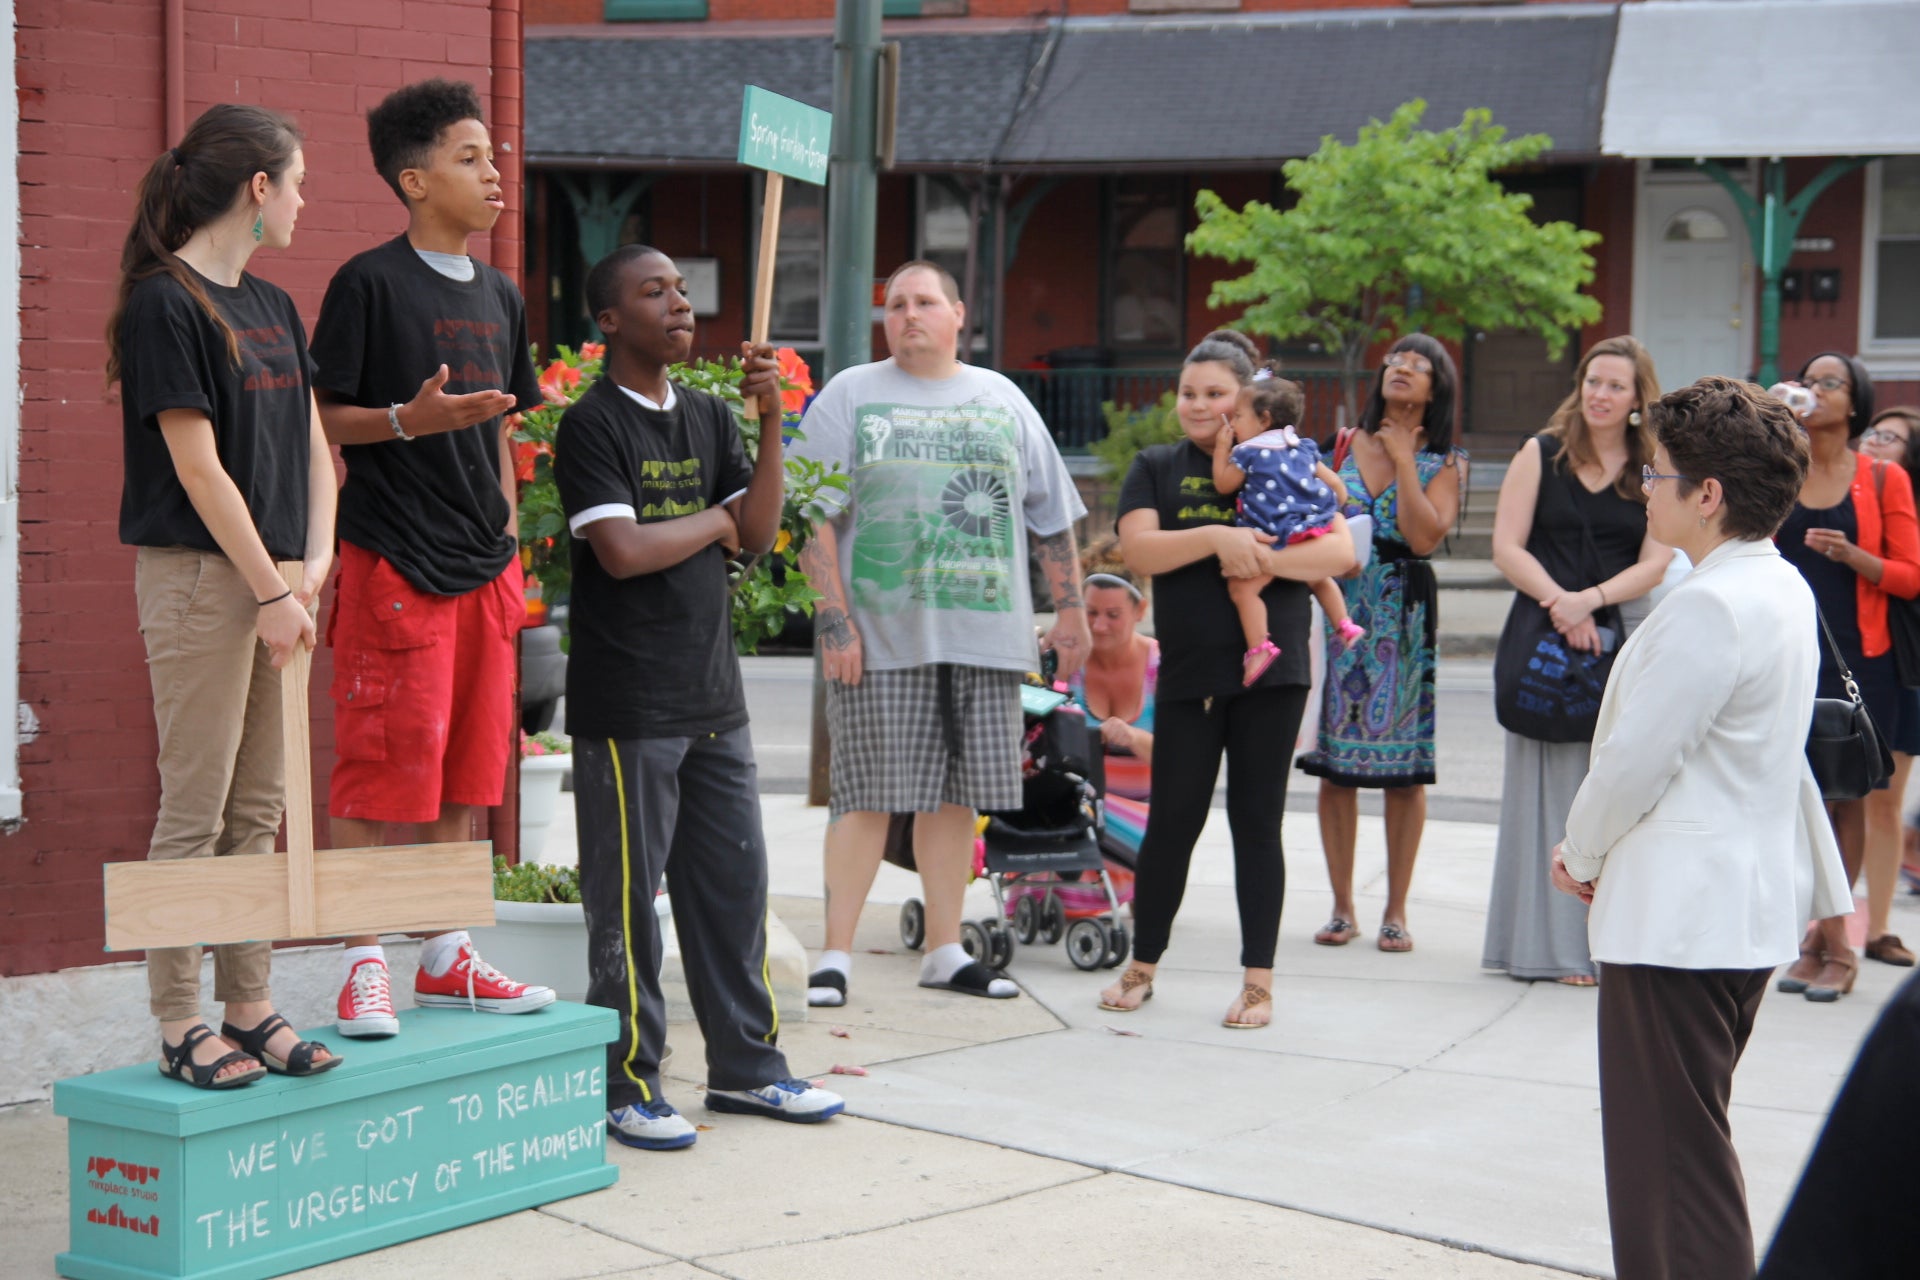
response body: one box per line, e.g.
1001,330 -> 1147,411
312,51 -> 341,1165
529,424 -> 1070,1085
737,86 -> 832,186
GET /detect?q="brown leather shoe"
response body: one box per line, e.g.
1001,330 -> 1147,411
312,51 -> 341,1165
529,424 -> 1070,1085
1806,952 -> 1859,1003
1777,931 -> 1826,993
1866,934 -> 1917,967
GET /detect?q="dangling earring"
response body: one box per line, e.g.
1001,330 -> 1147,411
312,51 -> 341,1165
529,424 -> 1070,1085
1699,516 -> 1708,528
1628,410 -> 1642,427
251,210 -> 264,243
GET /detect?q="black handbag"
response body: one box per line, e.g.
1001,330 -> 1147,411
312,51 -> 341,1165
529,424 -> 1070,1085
1869,462 -> 1920,688
1807,607 -> 1894,801
1492,440 -> 1622,743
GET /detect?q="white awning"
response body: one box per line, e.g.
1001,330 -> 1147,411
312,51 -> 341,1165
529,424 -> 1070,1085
1601,0 -> 1920,158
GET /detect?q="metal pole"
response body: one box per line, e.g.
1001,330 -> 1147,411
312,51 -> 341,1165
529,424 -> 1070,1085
810,0 -> 882,807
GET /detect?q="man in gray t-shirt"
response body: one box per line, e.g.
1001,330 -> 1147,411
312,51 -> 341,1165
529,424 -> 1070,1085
794,261 -> 1088,1005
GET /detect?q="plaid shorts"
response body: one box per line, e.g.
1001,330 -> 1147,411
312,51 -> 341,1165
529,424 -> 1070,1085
826,664 -> 1024,817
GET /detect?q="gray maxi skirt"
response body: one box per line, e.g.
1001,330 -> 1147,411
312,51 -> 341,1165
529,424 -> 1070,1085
1481,732 -> 1595,981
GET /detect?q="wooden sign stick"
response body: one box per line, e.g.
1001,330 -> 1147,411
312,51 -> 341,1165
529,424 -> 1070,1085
103,565 -> 496,952
744,169 -> 783,421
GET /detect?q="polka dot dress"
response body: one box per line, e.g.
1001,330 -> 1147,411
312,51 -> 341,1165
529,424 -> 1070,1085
1230,427 -> 1339,543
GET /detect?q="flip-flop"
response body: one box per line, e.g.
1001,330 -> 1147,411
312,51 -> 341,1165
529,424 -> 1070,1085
807,968 -> 848,1007
919,960 -> 1017,999
1377,922 -> 1414,953
1223,983 -> 1272,1029
1098,967 -> 1153,1012
1242,638 -> 1281,687
1313,917 -> 1358,946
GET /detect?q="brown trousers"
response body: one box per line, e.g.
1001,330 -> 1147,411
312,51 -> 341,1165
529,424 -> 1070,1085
1597,962 -> 1771,1280
136,547 -> 289,1021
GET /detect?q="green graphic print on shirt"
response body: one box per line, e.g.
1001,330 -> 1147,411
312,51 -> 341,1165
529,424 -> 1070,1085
849,401 -> 1018,615
639,456 -> 705,519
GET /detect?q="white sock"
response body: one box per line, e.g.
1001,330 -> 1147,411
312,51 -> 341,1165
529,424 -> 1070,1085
921,943 -> 1016,996
342,945 -> 385,982
814,950 -> 851,978
418,931 -> 469,978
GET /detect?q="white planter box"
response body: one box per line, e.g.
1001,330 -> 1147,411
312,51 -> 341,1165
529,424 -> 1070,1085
518,751 -> 571,862
469,895 -> 672,1007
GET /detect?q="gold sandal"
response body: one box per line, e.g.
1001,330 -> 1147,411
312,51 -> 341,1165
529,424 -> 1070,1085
1098,967 -> 1154,1012
1223,983 -> 1272,1029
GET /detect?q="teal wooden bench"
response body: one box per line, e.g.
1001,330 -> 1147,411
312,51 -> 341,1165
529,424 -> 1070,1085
55,1003 -> 619,1280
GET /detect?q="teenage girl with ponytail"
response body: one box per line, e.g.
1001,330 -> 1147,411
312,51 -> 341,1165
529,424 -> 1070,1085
107,105 -> 339,1088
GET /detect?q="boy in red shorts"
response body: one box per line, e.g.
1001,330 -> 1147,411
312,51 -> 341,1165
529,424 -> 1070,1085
312,79 -> 552,1036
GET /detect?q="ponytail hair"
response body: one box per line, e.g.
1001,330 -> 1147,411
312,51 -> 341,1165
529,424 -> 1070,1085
105,104 -> 302,384
1243,360 -> 1304,431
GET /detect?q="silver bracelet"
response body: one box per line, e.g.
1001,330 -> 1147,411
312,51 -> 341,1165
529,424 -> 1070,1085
387,403 -> 414,441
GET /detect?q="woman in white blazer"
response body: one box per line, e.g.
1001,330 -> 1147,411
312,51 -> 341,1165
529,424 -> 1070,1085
1551,377 -> 1852,1280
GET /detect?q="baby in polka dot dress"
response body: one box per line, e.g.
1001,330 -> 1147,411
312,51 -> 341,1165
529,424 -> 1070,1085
1211,370 -> 1366,685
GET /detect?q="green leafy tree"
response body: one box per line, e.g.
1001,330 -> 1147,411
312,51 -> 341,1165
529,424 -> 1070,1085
1187,99 -> 1602,427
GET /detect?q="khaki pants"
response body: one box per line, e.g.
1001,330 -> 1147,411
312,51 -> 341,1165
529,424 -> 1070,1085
136,547 -> 289,1021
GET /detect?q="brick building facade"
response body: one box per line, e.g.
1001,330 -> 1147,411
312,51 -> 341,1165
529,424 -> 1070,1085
4,0 -> 528,978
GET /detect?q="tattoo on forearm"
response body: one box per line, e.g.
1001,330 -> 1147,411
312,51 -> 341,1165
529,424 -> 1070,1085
1033,529 -> 1083,610
817,606 -> 855,652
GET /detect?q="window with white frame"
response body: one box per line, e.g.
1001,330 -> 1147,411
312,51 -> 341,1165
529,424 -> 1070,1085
756,175 -> 825,345
1865,157 -> 1920,355
915,176 -> 989,353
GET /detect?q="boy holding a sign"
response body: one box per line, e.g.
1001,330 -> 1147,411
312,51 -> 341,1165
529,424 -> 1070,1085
311,79 -> 554,1037
554,245 -> 844,1151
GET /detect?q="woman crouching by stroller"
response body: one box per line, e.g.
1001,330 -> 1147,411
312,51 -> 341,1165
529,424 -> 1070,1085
1095,330 -> 1355,1028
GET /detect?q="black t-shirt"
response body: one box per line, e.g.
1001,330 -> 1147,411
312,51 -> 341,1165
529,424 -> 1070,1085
118,270 -> 314,560
1117,440 -> 1313,701
553,377 -> 755,739
310,236 -> 542,596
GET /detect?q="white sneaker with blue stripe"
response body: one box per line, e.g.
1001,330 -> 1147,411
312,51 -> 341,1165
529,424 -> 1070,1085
607,1099 -> 697,1150
704,1078 -> 845,1123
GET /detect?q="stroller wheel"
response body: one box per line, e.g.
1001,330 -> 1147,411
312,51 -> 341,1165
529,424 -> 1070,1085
1039,894 -> 1067,946
900,898 -> 925,950
1102,923 -> 1130,969
1065,918 -> 1109,971
986,921 -> 1015,970
959,920 -> 990,963
1013,895 -> 1039,944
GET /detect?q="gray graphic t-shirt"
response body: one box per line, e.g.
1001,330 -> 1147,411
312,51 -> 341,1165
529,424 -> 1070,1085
793,359 -> 1085,672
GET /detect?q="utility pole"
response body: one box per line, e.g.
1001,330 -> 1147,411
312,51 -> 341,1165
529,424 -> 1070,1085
809,0 -> 882,806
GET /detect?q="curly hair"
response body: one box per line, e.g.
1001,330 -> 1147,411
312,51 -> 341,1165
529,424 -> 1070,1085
1358,333 -> 1459,455
1656,376 -> 1809,541
367,78 -> 485,204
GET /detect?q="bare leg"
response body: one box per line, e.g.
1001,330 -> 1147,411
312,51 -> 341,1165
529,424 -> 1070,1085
1318,780 -> 1359,924
821,810 -> 892,953
1310,577 -> 1351,629
1228,574 -> 1273,653
338,804 -> 473,948
1864,756 -> 1910,943
1381,785 -> 1426,945
913,804 -> 977,952
1813,799 -> 1864,987
1224,965 -> 1276,1028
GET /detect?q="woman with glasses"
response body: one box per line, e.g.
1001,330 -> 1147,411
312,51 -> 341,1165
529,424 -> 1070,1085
1483,337 -> 1672,987
1774,352 -> 1920,1001
1551,376 -> 1850,1280
1850,404 -> 1920,967
1298,334 -> 1464,953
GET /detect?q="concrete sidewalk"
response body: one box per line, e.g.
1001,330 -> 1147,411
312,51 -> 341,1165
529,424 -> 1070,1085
8,796 -> 1912,1279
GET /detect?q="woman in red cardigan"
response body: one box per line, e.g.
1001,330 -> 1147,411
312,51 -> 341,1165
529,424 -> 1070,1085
1775,352 -> 1920,1002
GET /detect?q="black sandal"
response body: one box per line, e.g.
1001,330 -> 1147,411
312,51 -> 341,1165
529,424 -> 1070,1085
918,961 -> 1017,999
159,1023 -> 266,1090
807,968 -> 848,1008
221,1013 -> 342,1077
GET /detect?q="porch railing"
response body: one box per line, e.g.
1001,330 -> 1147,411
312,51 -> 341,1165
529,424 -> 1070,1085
1000,367 -> 1353,450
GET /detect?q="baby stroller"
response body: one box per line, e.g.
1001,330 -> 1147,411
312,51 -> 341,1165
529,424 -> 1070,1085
895,665 -> 1134,973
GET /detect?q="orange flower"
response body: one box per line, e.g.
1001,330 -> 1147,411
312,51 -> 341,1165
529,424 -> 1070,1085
580,342 -> 606,362
776,347 -> 813,416
513,438 -> 551,484
539,360 -> 582,406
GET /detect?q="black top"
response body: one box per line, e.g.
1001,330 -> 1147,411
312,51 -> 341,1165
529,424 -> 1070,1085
1780,497 -> 1865,656
1117,440 -> 1312,701
554,378 -> 755,740
310,236 -> 542,596
118,270 -> 314,560
1524,435 -> 1648,600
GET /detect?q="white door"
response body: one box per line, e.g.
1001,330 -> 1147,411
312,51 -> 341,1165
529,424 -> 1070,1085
1634,177 -> 1752,389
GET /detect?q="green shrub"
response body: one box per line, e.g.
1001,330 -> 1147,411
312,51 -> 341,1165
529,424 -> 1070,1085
492,855 -> 582,904
1089,391 -> 1183,484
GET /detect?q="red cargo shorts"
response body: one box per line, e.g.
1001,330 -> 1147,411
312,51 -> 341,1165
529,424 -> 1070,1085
328,541 -> 526,824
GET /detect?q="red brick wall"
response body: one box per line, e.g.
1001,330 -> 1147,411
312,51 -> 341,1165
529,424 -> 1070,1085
6,0 -> 524,977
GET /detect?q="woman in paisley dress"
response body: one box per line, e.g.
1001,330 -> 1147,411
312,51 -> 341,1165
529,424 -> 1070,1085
1298,334 -> 1465,953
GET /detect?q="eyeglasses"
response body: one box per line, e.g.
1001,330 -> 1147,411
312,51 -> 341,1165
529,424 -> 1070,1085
1641,465 -> 1690,494
1383,351 -> 1433,375
1808,377 -> 1850,393
1863,428 -> 1910,447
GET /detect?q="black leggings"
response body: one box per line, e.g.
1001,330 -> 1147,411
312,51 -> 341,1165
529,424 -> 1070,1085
1130,684 -> 1310,969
